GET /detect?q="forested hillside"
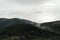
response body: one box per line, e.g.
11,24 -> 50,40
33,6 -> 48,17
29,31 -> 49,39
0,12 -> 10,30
0,18 -> 60,40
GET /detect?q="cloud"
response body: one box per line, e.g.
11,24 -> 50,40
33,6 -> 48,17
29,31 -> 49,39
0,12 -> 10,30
9,0 -> 49,5
0,0 -> 60,23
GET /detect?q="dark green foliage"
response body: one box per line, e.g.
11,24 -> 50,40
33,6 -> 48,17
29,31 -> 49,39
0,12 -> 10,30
41,20 -> 60,34
0,18 -> 60,40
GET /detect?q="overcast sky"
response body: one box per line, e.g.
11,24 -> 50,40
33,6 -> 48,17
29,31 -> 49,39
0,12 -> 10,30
0,0 -> 60,23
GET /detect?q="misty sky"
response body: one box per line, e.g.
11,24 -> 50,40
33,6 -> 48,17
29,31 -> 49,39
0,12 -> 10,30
0,0 -> 60,23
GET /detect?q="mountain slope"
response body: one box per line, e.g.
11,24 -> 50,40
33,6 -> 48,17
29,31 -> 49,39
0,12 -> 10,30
0,18 -> 60,40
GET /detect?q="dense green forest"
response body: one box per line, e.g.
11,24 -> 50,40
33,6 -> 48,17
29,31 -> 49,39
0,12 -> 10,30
0,18 -> 60,40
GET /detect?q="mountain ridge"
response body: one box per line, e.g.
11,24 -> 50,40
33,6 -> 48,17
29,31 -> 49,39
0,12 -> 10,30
0,18 -> 60,40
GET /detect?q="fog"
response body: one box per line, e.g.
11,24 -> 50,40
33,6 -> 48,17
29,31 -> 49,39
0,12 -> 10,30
0,0 -> 60,23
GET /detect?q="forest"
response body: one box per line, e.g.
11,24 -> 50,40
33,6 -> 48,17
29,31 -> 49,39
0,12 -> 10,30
0,18 -> 60,40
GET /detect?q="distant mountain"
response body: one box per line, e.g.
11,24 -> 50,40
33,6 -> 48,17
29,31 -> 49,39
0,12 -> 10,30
40,20 -> 60,34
